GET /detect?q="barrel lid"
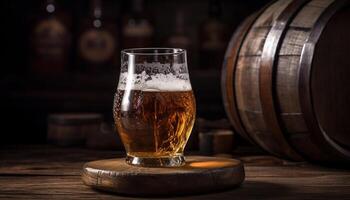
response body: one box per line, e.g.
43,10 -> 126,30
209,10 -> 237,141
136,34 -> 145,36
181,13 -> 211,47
48,113 -> 103,125
309,5 -> 350,149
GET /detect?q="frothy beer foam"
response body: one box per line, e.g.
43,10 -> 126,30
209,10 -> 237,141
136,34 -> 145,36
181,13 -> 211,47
118,72 -> 192,91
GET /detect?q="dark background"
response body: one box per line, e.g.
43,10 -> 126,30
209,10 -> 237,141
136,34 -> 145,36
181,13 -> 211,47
0,0 -> 269,144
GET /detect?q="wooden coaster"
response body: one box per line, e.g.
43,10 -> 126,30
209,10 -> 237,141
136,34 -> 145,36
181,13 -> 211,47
82,156 -> 245,196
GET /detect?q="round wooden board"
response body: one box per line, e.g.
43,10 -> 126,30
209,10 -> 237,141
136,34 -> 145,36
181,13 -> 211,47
82,156 -> 245,196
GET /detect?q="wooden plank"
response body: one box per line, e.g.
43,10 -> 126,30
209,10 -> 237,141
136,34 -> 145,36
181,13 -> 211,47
290,0 -> 335,28
0,145 -> 122,176
258,0 -> 307,161
237,109 -> 267,134
279,28 -> 310,56
254,0 -> 293,27
1,146 -> 350,199
235,56 -> 262,112
235,0 -> 297,160
238,0 -> 292,57
239,27 -> 270,56
1,169 -> 350,199
222,11 -> 261,143
308,0 -> 336,7
275,56 -> 302,113
280,113 -> 308,133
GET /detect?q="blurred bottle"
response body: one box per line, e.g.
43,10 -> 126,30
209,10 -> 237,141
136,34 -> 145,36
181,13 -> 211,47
122,0 -> 154,48
166,10 -> 193,68
167,10 -> 191,50
77,0 -> 118,73
30,0 -> 71,75
199,0 -> 229,69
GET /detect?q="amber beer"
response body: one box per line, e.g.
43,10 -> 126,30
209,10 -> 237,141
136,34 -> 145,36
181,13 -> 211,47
113,89 -> 196,159
115,48 -> 194,167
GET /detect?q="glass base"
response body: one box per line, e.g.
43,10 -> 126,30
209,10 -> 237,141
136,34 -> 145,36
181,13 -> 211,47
126,155 -> 185,167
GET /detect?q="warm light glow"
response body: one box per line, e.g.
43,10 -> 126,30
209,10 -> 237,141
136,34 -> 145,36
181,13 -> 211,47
188,160 -> 235,168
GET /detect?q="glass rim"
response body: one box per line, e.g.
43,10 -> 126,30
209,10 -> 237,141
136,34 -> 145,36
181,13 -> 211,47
121,48 -> 186,56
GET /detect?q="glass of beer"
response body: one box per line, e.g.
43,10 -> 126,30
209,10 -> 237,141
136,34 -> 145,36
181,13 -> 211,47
113,48 -> 196,167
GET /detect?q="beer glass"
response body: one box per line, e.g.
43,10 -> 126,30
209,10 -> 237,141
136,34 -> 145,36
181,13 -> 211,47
113,48 -> 196,167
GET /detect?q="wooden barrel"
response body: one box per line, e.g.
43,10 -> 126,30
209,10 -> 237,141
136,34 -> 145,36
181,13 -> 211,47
222,0 -> 350,163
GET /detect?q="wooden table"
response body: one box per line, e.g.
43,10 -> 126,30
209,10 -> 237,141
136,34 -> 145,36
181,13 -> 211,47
1,145 -> 349,199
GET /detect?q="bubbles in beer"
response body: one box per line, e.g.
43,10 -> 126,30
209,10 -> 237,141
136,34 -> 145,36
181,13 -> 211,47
114,90 -> 196,157
117,62 -> 192,91
114,61 -> 195,158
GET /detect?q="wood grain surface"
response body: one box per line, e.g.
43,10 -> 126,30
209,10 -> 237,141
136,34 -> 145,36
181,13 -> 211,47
223,0 -> 350,162
221,12 -> 260,144
259,0 -> 307,161
235,0 -> 293,158
298,0 -> 350,161
1,145 -> 350,199
82,156 -> 244,195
